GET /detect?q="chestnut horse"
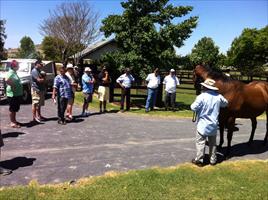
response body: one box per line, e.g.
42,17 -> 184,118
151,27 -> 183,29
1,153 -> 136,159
193,65 -> 268,156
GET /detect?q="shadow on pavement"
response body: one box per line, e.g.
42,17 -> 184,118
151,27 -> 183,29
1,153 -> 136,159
67,117 -> 84,124
218,140 -> 268,159
2,132 -> 26,139
0,157 -> 36,171
19,121 -> 45,128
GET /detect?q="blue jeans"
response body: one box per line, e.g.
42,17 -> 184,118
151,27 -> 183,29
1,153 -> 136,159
145,88 -> 158,111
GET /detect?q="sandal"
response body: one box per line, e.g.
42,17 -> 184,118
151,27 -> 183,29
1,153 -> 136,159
11,123 -> 21,128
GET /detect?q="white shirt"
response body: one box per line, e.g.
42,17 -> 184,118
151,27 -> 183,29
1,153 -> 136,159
146,73 -> 160,89
116,73 -> 135,88
66,71 -> 76,93
163,74 -> 180,93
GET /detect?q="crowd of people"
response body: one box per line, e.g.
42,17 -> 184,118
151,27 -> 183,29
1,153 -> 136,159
0,59 -> 228,175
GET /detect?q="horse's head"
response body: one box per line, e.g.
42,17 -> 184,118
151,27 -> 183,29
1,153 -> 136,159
193,65 -> 209,95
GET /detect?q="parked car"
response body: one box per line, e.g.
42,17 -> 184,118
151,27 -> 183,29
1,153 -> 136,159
0,59 -> 56,103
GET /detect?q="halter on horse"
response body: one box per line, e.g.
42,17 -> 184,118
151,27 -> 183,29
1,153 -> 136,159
193,65 -> 268,157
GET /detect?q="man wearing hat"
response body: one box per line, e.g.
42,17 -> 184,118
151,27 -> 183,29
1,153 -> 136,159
65,63 -> 78,120
31,59 -> 46,123
116,68 -> 135,112
190,78 -> 228,166
81,67 -> 95,116
163,69 -> 180,111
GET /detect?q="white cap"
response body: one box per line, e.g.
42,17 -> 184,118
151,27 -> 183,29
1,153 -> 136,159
66,63 -> 74,69
170,69 -> 175,72
84,67 -> 92,72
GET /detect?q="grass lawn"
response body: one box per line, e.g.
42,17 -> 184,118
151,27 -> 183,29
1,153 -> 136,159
0,160 -> 267,200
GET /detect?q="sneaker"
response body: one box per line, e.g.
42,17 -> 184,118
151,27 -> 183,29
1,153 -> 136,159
210,162 -> 217,166
191,158 -> 204,167
86,111 -> 91,116
57,120 -> 66,125
145,109 -> 149,113
0,167 -> 12,176
66,115 -> 73,121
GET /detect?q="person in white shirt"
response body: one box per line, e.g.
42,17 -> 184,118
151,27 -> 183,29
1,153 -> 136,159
65,63 -> 78,120
145,68 -> 160,112
116,68 -> 135,112
163,69 -> 180,111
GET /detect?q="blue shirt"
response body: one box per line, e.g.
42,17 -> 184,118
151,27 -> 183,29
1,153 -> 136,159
31,67 -> 45,92
82,73 -> 94,94
191,90 -> 228,136
116,73 -> 135,88
53,75 -> 72,99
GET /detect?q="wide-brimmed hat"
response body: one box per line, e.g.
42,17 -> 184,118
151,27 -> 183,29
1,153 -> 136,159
66,63 -> 74,69
200,78 -> 219,90
84,67 -> 91,72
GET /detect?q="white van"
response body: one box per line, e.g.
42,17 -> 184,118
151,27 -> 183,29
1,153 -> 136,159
0,59 -> 56,102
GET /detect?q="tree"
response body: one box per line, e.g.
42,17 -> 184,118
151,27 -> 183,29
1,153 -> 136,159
227,26 -> 268,75
101,0 -> 198,79
17,36 -> 37,58
40,1 -> 99,63
217,53 -> 227,68
41,36 -> 64,62
190,37 -> 220,69
0,20 -> 7,60
178,54 -> 193,70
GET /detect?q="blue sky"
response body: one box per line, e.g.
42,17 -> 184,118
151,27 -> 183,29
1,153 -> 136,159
1,0 -> 267,56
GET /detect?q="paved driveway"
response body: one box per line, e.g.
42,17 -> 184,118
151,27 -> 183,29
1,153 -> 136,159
0,99 -> 267,186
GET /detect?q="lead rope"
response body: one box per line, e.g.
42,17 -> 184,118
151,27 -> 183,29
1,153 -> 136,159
192,112 -> 197,122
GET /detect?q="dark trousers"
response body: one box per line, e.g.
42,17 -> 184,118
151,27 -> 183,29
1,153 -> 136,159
120,88 -> 131,110
57,96 -> 68,121
165,92 -> 176,110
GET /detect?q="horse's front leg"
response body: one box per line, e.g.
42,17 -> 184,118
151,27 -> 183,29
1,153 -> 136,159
226,117 -> 236,159
248,117 -> 257,146
218,111 -> 226,148
219,119 -> 225,148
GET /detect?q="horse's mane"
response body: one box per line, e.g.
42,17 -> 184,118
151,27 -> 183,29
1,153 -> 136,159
203,66 -> 231,82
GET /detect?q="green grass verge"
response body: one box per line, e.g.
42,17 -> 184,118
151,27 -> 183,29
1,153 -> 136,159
1,160 -> 267,200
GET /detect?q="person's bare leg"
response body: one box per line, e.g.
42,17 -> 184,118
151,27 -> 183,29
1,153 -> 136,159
32,105 -> 37,120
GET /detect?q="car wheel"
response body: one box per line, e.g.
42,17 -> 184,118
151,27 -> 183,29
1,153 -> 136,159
22,86 -> 31,103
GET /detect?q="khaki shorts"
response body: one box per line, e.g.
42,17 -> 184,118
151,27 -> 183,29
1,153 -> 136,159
31,89 -> 45,106
98,86 -> 109,102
